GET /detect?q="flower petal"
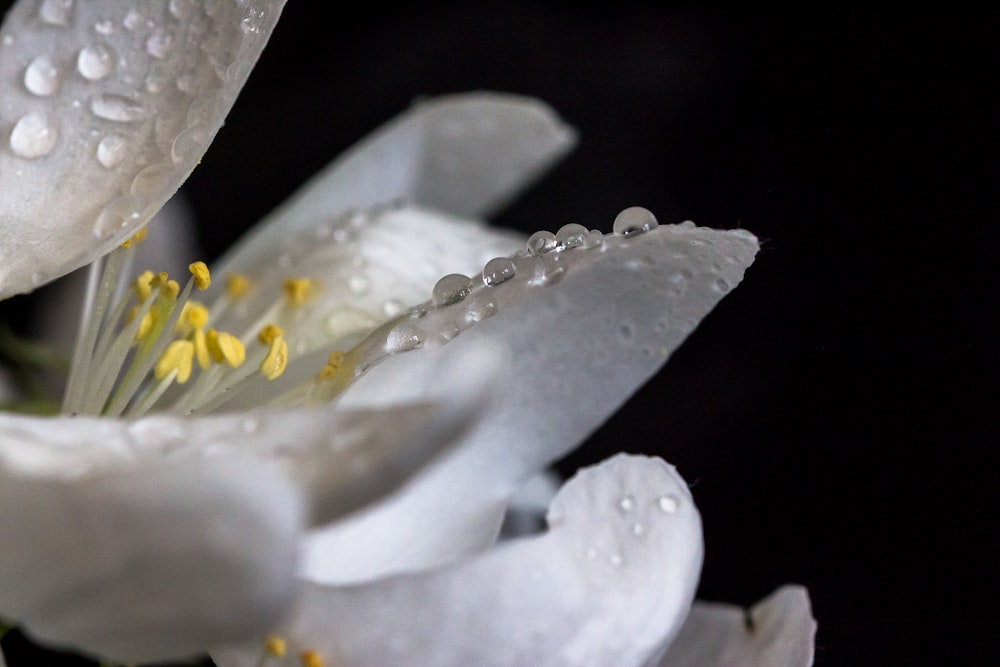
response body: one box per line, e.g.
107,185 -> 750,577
0,0 -> 287,298
0,455 -> 305,663
655,586 -> 817,667
213,92 -> 575,278
304,221 -> 758,583
214,454 -> 702,667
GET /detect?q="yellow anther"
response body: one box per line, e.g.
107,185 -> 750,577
134,310 -> 155,343
175,301 -> 209,333
316,350 -> 353,384
133,270 -> 155,301
188,261 -> 211,291
192,329 -> 211,370
225,273 -> 252,299
160,279 -> 180,300
263,634 -> 287,658
120,227 -> 148,248
299,650 -> 323,667
206,329 -> 246,368
154,340 -> 194,384
260,335 -> 288,380
326,350 -> 345,367
282,277 -> 313,306
257,324 -> 284,345
150,271 -> 169,288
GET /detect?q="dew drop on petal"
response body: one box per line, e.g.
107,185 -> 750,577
482,257 -> 516,286
348,275 -> 370,295
431,274 -> 473,307
386,324 -> 426,353
123,9 -> 144,30
526,230 -> 556,256
609,552 -> 625,567
465,299 -> 496,323
145,30 -> 173,59
241,417 -> 259,434
382,299 -> 404,318
9,112 -> 58,158
38,0 -> 74,26
169,0 -> 193,20
658,494 -> 679,514
96,134 -> 127,168
24,55 -> 60,96
90,93 -> 145,122
632,522 -> 646,536
618,495 -> 635,512
77,43 -> 115,80
93,18 -> 115,35
555,223 -> 588,250
713,278 -> 731,293
613,206 -> 659,236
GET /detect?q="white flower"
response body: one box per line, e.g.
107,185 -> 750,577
0,2 -> 815,666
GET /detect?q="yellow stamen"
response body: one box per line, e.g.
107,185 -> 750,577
316,349 -> 353,385
260,335 -> 288,380
299,650 -> 323,667
120,227 -> 148,248
193,329 -> 211,370
150,271 -> 170,288
161,279 -> 180,301
175,301 -> 209,333
188,261 -> 211,291
225,273 -> 252,299
257,324 -> 284,345
134,310 -> 155,343
133,270 -> 155,301
282,277 -> 313,306
154,340 -> 194,384
206,329 -> 246,368
263,634 -> 287,657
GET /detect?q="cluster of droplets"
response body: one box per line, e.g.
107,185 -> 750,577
583,487 -> 681,571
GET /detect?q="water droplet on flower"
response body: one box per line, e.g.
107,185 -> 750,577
382,299 -> 404,317
348,275 -> 370,295
482,257 -> 516,286
555,223 -> 588,250
146,30 -> 173,59
38,0 -> 74,26
241,418 -> 259,434
526,230 -> 556,256
91,93 -> 145,122
9,112 -> 58,158
465,299 -> 496,323
169,0 -> 193,19
432,274 -> 473,307
582,229 -> 605,249
94,18 -> 115,35
538,263 -> 565,286
609,553 -> 624,567
613,206 -> 659,236
618,495 -> 635,512
658,495 -> 679,514
713,278 -> 730,293
176,73 -> 195,93
24,55 -> 60,96
386,324 -> 425,353
96,133 -> 127,168
2,35 -> 14,47
240,8 -> 264,34
123,9 -> 144,30
144,74 -> 165,94
93,197 -> 139,239
632,522 -> 646,536
77,43 -> 115,80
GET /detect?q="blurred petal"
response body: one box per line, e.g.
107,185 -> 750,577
214,92 -> 575,277
0,0 -> 287,297
656,586 -> 817,667
305,222 -> 758,582
501,469 -> 563,539
214,455 -> 702,667
0,455 -> 305,663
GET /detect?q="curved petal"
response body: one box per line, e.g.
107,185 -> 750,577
0,0 -> 287,298
501,469 -> 563,538
0,455 -> 305,663
214,454 -> 702,667
655,586 -> 817,667
214,92 -> 575,278
304,221 -> 758,582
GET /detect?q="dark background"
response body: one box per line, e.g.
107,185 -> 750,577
3,3 -> 997,666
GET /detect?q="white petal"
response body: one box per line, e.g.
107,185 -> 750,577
655,586 -> 817,667
304,222 -> 758,582
0,455 -> 305,663
214,92 -> 575,278
214,454 -> 702,667
501,469 -> 563,538
0,0 -> 287,298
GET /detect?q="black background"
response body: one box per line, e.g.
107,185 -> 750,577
2,3 -> 998,666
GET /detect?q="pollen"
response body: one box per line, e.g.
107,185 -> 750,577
120,227 -> 148,248
299,650 -> 323,667
175,301 -> 209,333
260,335 -> 288,380
206,329 -> 246,368
193,328 -> 211,370
225,273 -> 252,299
160,278 -> 180,301
258,323 -> 284,345
189,261 -> 211,291
134,309 -> 155,343
154,340 -> 194,384
282,277 -> 313,306
133,270 -> 155,301
263,634 -> 287,657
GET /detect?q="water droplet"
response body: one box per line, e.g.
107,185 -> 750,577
94,18 -> 115,35
91,93 -> 145,122
241,418 -> 259,434
93,196 -> 139,239
39,0 -> 74,26
169,0 -> 193,20
348,275 -> 370,295
618,495 -> 635,512
146,30 -> 173,59
386,324 -> 425,353
2,35 -> 14,47
482,257 -> 516,286
123,8 -> 144,30
631,522 -> 646,536
145,74 -> 166,94
465,299 -> 496,323
24,55 -> 60,96
432,274 -> 473,307
9,112 -> 59,158
240,7 -> 265,34
96,133 -> 127,168
555,223 -> 588,250
582,229 -> 605,249
538,263 -> 566,287
713,278 -> 730,293
526,230 -> 556,256
609,553 -> 624,567
77,43 -> 115,80
613,206 -> 659,236
658,495 -> 679,514
382,299 -> 404,317
176,73 -> 195,93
